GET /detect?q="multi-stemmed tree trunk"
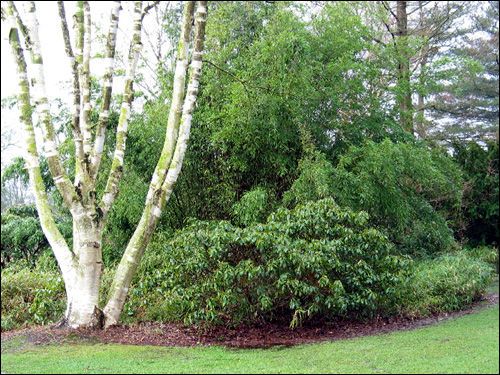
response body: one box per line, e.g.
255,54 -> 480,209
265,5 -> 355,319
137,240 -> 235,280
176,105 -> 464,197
5,0 -> 207,328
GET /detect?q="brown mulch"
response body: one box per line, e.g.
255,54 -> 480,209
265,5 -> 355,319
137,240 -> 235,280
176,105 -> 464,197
1,293 -> 498,349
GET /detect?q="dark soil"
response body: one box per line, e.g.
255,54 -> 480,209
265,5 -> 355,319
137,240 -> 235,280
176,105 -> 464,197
1,292 -> 498,349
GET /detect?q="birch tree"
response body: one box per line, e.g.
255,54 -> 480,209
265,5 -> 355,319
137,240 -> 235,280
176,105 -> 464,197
4,0 -> 208,328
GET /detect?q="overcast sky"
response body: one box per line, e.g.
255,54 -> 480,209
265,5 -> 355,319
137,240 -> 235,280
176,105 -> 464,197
1,1 -> 163,166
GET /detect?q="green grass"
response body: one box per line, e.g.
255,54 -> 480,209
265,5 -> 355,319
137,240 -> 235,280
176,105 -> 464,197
1,305 -> 498,374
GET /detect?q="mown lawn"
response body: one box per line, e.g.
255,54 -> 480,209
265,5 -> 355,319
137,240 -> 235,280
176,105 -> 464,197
1,304 -> 498,374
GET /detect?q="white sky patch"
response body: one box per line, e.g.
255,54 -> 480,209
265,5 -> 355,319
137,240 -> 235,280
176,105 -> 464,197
1,1 -> 169,167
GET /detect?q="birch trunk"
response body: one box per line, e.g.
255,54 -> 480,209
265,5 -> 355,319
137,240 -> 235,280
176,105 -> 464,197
64,210 -> 104,327
6,1 -> 80,326
104,0 -> 207,327
5,0 -> 207,329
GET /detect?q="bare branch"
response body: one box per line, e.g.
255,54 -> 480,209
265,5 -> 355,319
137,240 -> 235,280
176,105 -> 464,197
406,1 -> 431,16
24,1 -> 80,210
90,1 -> 122,181
5,1 -> 76,276
381,1 -> 398,21
100,1 -> 145,220
57,1 -> 85,184
141,0 -> 160,21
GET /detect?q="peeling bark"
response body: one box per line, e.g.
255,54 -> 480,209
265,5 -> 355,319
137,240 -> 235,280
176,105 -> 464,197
100,1 -> 144,221
6,0 -> 77,323
5,0 -> 208,329
90,1 -> 122,181
104,1 -> 207,327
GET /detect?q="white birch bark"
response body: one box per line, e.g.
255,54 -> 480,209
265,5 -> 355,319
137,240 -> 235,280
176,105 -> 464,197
66,208 -> 103,327
90,1 -> 122,180
5,0 -> 207,329
57,1 -> 86,182
99,1 -> 144,220
7,1 -> 105,328
72,1 -> 89,191
81,1 -> 93,156
103,1 -> 207,327
23,1 -> 79,210
6,1 -> 77,324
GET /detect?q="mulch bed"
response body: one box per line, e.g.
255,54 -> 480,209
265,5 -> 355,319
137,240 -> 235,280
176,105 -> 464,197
2,293 -> 498,349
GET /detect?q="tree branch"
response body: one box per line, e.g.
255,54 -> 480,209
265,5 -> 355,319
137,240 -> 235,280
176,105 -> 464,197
80,1 -> 93,158
103,0 -> 201,327
100,1 -> 144,221
5,1 -> 76,276
381,1 -> 398,21
24,1 -> 80,210
90,1 -> 122,181
8,1 -> 31,48
57,1 -> 85,187
141,0 -> 160,21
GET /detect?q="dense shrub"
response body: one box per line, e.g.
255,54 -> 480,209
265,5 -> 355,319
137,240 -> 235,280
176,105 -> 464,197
329,140 -> 463,257
282,150 -> 335,208
2,208 -> 494,331
452,140 -> 499,246
1,231 -> 495,331
231,187 -> 274,227
128,198 -> 411,327
1,266 -> 65,330
1,206 -> 46,268
1,205 -> 72,268
401,251 -> 494,317
464,245 -> 499,273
